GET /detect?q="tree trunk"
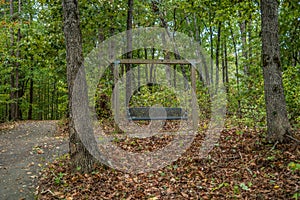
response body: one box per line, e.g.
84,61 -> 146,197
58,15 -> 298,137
239,17 -> 248,75
162,31 -> 171,86
51,81 -> 56,119
9,0 -> 18,121
144,48 -> 148,82
152,0 -> 187,84
126,0 -> 133,107
137,49 -> 141,88
9,0 -> 22,120
62,0 -> 96,172
215,22 -> 221,89
248,15 -> 253,67
150,47 -> 154,82
223,38 -> 229,93
209,25 -> 214,85
261,0 -> 291,142
193,13 -> 204,84
15,0 -> 22,119
230,26 -> 241,118
28,67 -> 33,120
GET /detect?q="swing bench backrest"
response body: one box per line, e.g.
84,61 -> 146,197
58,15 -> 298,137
127,107 -> 188,121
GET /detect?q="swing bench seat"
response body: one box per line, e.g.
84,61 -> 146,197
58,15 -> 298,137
127,107 -> 188,121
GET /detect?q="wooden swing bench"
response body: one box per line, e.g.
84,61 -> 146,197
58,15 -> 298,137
114,59 -> 197,121
127,107 -> 188,121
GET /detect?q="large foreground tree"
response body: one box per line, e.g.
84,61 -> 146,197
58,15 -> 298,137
261,0 -> 291,142
62,0 -> 96,172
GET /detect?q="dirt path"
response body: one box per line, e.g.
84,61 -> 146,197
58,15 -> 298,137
0,121 -> 68,200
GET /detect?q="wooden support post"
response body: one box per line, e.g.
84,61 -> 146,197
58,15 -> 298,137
191,64 -> 198,129
113,61 -> 120,124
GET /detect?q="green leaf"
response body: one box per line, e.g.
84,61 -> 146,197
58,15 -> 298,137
239,182 -> 250,191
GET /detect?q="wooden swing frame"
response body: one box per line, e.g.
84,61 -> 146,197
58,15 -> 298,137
113,59 -> 198,121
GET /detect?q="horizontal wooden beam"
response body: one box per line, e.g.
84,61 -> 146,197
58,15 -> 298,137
115,59 -> 200,65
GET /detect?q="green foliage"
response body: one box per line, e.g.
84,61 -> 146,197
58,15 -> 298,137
279,1 -> 300,66
288,162 -> 300,172
196,82 -> 211,120
0,0 -> 68,120
227,64 -> 266,127
283,65 -> 300,126
95,70 -> 114,121
239,182 -> 250,191
130,84 -> 182,108
288,162 -> 300,199
240,66 -> 266,126
292,192 -> 300,200
0,0 -> 298,126
211,182 -> 229,192
233,184 -> 240,195
54,172 -> 65,185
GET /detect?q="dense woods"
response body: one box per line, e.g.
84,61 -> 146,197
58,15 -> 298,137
1,0 -> 299,199
1,0 -> 298,125
1,0 -> 299,163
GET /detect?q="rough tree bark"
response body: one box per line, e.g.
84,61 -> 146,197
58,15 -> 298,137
62,0 -> 96,172
261,0 -> 291,142
9,0 -> 20,121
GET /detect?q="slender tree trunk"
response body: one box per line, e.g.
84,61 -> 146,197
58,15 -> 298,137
193,13 -> 201,46
126,0 -> 133,107
51,81 -> 55,119
144,48 -> 148,82
209,25 -> 214,84
150,47 -> 154,82
193,13 -> 204,84
215,22 -> 221,89
28,67 -> 33,120
173,64 -> 176,88
221,40 -> 225,84
261,0 -> 291,142
223,38 -> 229,93
152,0 -> 187,84
230,26 -> 241,117
28,14 -> 33,120
47,79 -> 50,120
137,49 -> 141,88
62,0 -> 96,172
157,7 -> 171,85
42,79 -> 45,119
9,0 -> 22,120
239,17 -> 248,75
15,0 -> 22,119
38,83 -> 41,120
248,15 -> 253,67
9,0 -> 17,121
225,42 -> 228,86
162,31 -> 171,86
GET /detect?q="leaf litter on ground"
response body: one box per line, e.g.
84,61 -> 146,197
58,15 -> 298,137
37,125 -> 300,199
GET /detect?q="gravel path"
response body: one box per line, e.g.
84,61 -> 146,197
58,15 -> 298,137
0,121 -> 68,200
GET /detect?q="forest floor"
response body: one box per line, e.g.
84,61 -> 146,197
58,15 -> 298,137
0,120 -> 299,199
0,121 -> 68,200
36,121 -> 300,200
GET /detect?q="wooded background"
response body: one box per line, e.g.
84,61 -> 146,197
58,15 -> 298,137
0,0 -> 299,128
